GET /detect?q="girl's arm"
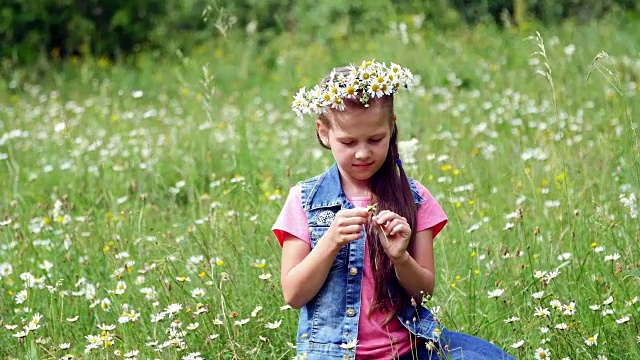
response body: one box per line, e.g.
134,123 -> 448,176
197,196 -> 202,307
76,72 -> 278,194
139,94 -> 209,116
280,235 -> 342,309
280,208 -> 370,309
391,228 -> 436,302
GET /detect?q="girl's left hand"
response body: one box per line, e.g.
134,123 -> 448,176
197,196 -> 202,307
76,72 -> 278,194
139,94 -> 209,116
374,210 -> 412,263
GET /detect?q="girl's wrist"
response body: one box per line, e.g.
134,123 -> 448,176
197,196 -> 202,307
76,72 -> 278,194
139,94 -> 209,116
390,251 -> 411,266
317,234 -> 343,256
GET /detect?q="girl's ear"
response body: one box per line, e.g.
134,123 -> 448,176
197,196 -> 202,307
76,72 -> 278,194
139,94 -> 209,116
316,119 -> 330,147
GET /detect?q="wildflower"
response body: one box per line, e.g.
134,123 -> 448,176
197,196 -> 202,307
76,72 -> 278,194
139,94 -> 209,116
13,330 -> 28,339
115,281 -> 127,295
59,343 -> 71,349
487,289 -> 504,298
164,303 -> 182,317
603,296 -> 614,306
266,320 -> 282,329
601,309 -> 614,316
182,353 -> 204,360
124,350 -> 139,358
534,347 -> 550,359
534,307 -> 551,317
234,318 -> 250,326
504,316 -> 520,323
544,269 -> 560,282
510,340 -> 524,348
251,305 -> 263,317
533,270 -> 547,279
191,288 -> 205,298
532,291 -> 545,299
259,273 -> 272,280
0,262 -> 13,277
615,314 -> 631,324
555,323 -> 568,330
15,290 -> 27,304
585,333 -> 598,346
562,301 -> 576,316
604,253 -> 621,262
100,298 -> 111,312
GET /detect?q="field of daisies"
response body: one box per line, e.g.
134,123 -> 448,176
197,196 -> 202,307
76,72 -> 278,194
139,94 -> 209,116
0,19 -> 639,360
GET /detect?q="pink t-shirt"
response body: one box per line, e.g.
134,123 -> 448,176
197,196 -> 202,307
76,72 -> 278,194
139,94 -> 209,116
273,180 -> 448,360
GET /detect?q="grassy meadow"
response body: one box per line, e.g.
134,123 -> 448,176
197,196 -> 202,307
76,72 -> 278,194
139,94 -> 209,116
0,19 -> 639,359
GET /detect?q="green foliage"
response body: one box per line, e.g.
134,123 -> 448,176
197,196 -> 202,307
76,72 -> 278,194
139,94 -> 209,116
0,0 -> 189,62
1,0 -> 640,64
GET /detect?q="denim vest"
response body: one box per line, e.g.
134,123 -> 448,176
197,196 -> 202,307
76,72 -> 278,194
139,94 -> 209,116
295,164 -> 444,360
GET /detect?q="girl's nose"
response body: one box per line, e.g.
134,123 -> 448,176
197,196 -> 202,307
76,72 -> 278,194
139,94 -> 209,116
355,147 -> 371,160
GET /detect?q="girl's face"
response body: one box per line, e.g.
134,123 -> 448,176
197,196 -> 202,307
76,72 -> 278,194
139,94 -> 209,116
317,103 -> 392,192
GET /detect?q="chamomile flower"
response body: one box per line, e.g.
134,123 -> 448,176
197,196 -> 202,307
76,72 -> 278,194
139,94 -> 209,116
115,281 -> 127,295
164,303 -> 182,317
234,318 -> 250,326
100,298 -> 111,312
259,273 -> 272,280
191,288 -> 205,298
534,347 -> 550,359
585,333 -> 598,346
266,320 -> 282,329
615,314 -> 631,324
534,307 -> 551,317
487,288 -> 504,298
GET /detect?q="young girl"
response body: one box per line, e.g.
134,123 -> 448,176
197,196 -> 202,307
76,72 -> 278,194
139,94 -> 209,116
273,61 -> 514,360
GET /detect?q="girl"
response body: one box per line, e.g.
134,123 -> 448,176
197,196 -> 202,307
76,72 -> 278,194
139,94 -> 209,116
273,61 -> 514,360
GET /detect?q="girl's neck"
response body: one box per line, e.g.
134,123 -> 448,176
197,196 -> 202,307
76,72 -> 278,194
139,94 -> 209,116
340,174 -> 371,199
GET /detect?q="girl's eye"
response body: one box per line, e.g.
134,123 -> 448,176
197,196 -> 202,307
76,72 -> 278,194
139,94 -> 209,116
369,138 -> 382,144
341,141 -> 354,146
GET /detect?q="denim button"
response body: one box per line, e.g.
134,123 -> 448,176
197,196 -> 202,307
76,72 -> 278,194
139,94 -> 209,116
346,308 -> 355,317
349,267 -> 358,276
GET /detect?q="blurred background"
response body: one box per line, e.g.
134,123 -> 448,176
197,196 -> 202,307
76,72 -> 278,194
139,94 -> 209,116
1,0 -> 639,64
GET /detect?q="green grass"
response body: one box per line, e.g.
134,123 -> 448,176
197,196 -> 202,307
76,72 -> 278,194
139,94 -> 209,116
0,19 -> 639,359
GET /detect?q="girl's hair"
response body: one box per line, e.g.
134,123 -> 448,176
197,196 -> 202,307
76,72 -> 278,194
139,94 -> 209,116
316,67 -> 418,325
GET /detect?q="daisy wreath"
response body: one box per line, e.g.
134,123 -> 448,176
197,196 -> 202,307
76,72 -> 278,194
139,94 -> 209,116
291,60 -> 414,117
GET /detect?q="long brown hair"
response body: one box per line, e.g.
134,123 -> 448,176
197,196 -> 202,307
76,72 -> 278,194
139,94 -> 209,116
315,68 -> 417,325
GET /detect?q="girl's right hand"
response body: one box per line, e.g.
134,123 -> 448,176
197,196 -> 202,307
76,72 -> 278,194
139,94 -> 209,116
320,208 -> 370,252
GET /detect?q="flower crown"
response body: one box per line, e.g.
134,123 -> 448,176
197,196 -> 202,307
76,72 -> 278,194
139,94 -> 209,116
291,60 -> 414,117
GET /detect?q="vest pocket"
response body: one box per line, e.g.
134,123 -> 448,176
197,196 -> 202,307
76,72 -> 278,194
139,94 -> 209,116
309,226 -> 347,272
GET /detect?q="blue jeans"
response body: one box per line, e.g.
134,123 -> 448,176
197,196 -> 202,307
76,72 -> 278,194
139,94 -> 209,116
397,329 -> 515,360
